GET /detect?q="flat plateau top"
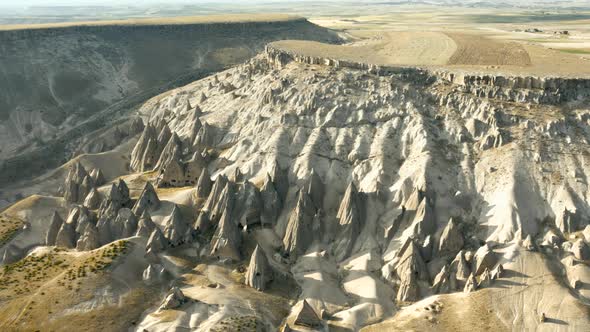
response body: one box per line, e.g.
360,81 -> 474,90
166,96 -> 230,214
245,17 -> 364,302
0,14 -> 302,31
271,30 -> 590,78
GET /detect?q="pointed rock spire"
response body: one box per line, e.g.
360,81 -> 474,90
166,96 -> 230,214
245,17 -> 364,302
571,239 -> 590,260
463,273 -> 477,293
293,300 -> 322,328
193,211 -> 211,235
193,122 -> 216,149
155,133 -> 182,171
306,169 -> 324,209
235,181 -> 262,227
78,175 -> 95,201
438,217 -> 464,256
474,244 -> 497,276
411,195 -> 436,238
143,264 -> 166,285
209,181 -> 236,223
395,240 -> 429,302
282,190 -> 315,260
522,234 -> 535,251
203,174 -> 228,213
132,182 -> 161,215
131,124 -> 157,171
334,181 -> 362,260
210,208 -> 241,261
76,223 -> 99,251
450,250 -> 471,288
118,208 -> 139,238
245,245 -> 272,291
164,205 -> 188,246
432,265 -> 452,294
478,268 -> 492,288
269,160 -> 288,201
90,168 -> 106,186
46,211 -> 64,246
55,222 -> 76,248
146,227 -> 167,255
195,168 -> 212,198
136,211 -> 157,238
158,287 -> 187,311
84,187 -> 101,210
260,173 -> 281,226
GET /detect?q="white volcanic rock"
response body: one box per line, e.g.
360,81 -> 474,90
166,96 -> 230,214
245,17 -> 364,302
55,222 -> 76,248
437,217 -> 464,257
334,181 -> 363,261
158,287 -> 187,311
90,168 -> 106,186
45,211 -> 64,246
131,124 -> 158,172
571,239 -> 590,260
449,250 -> 471,289
202,174 -> 229,219
522,234 -> 536,251
210,207 -> 242,261
245,245 -> 272,291
394,240 -> 429,302
293,299 -> 322,328
195,168 -> 212,198
143,264 -> 166,285
193,211 -> 211,235
260,173 -> 281,226
163,205 -> 188,246
473,244 -> 496,276
83,187 -> 101,210
63,162 -> 89,203
282,190 -> 315,260
118,208 -> 139,238
76,223 -> 99,251
463,273 -> 478,293
432,264 -> 452,294
146,227 -> 167,255
583,225 -> 590,242
132,182 -> 161,216
136,211 -> 157,238
234,181 -> 262,227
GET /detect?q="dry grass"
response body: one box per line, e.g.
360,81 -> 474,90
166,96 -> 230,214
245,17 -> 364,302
0,215 -> 22,247
0,14 -> 301,31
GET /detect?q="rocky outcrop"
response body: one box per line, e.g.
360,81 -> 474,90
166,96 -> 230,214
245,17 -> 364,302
463,273 -> 478,293
143,264 -> 166,285
473,244 -> 496,276
282,190 -> 316,260
136,211 -> 157,238
522,234 -> 536,251
210,208 -> 242,261
76,223 -> 100,251
46,211 -> 64,246
293,299 -> 322,328
260,173 -> 281,226
84,187 -> 101,210
158,287 -> 187,311
394,240 -> 429,302
55,222 -> 76,248
449,250 -> 471,289
90,168 -> 106,186
571,239 -> 590,260
234,181 -> 262,227
195,168 -> 212,198
432,265 -> 452,294
437,218 -> 464,257
146,227 -> 167,256
306,169 -> 324,209
132,182 -> 161,216
245,245 -> 272,291
194,212 -> 211,235
63,162 -> 91,203
334,182 -> 363,261
163,205 -> 188,246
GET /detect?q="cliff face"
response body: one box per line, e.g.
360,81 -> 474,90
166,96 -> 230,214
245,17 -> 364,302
0,18 -> 340,176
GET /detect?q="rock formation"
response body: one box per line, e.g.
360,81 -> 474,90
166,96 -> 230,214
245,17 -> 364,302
571,239 -> 590,260
55,222 -> 76,249
46,211 -> 64,246
195,168 -> 212,198
260,173 -> 281,225
245,245 -> 272,291
394,240 -> 429,302
132,182 -> 161,216
159,287 -> 187,311
282,190 -> 315,260
76,223 -> 100,251
333,182 -> 363,261
137,211 -> 157,238
83,188 -> 101,210
438,218 -> 464,256
293,300 -> 322,328
473,244 -> 496,276
164,205 -> 188,246
210,208 -> 242,261
146,227 -> 168,255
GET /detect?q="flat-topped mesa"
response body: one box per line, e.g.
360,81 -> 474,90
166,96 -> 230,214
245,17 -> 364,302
333,181 -> 363,261
266,43 -> 590,105
245,245 -> 272,291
